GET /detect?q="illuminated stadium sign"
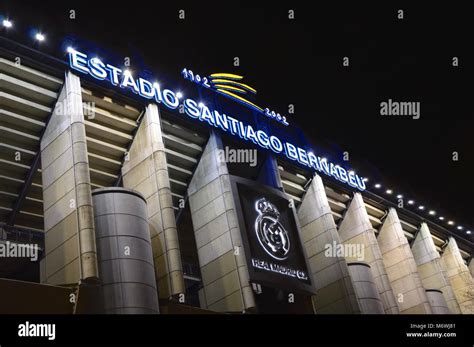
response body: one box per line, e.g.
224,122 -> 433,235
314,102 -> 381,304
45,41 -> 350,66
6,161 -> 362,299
181,68 -> 289,126
231,177 -> 314,294
68,49 -> 367,191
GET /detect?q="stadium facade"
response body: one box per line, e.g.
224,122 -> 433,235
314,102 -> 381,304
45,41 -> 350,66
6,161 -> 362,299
0,36 -> 473,314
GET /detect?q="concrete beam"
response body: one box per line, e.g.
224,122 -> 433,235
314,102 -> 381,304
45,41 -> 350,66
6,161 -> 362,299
81,89 -> 140,120
85,136 -> 126,160
161,118 -> 207,145
0,108 -> 45,133
162,133 -> 203,157
85,106 -> 137,133
0,73 -> 58,104
278,167 -> 307,187
281,179 -> 305,197
0,91 -> 51,119
165,148 -> 198,169
0,57 -> 62,90
84,120 -> 132,146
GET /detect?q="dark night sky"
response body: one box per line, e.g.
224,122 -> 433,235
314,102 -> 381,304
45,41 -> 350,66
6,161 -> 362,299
1,1 -> 473,238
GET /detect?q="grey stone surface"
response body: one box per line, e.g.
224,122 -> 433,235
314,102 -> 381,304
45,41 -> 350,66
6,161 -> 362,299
378,208 -> 431,314
187,131 -> 255,312
339,193 -> 399,314
441,238 -> 474,314
411,223 -> 461,314
425,289 -> 450,314
121,104 -> 185,299
297,174 -> 361,314
93,188 -> 159,314
348,262 -> 385,314
40,72 -> 98,285
100,259 -> 156,288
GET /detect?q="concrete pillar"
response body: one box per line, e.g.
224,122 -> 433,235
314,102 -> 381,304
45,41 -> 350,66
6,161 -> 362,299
425,289 -> 450,314
411,223 -> 461,313
338,193 -> 399,314
122,103 -> 185,299
40,71 -> 99,285
441,237 -> 474,314
347,262 -> 385,314
93,188 -> 160,314
377,208 -> 432,313
297,174 -> 360,314
469,259 -> 474,278
187,131 -> 256,312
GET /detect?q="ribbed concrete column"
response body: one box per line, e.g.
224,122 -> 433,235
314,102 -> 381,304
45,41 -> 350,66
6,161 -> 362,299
347,262 -> 385,313
338,193 -> 399,314
377,209 -> 432,313
441,237 -> 474,313
40,71 -> 98,285
425,289 -> 450,314
122,103 -> 185,299
297,174 -> 360,314
188,132 -> 256,312
93,188 -> 160,314
411,223 -> 461,313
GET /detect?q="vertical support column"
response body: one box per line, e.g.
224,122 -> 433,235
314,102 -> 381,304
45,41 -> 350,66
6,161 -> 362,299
411,223 -> 461,313
297,174 -> 360,313
93,188 -> 160,314
338,193 -> 399,314
347,262 -> 385,313
122,103 -> 185,299
40,71 -> 98,285
188,131 -> 256,312
469,259 -> 474,278
441,237 -> 474,314
377,209 -> 432,313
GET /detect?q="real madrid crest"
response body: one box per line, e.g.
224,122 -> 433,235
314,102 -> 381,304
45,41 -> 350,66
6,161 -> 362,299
254,198 -> 290,260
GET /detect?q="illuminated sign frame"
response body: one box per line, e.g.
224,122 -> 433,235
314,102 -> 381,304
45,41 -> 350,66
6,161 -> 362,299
229,175 -> 315,295
68,49 -> 367,191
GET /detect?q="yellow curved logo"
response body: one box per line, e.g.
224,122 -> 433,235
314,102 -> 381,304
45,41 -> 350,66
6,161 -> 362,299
209,73 -> 262,112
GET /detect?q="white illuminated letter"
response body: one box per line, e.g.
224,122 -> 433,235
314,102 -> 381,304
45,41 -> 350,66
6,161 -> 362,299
88,58 -> 107,80
69,50 -> 89,74
120,73 -> 139,93
284,142 -> 298,161
162,89 -> 179,109
105,64 -> 122,86
138,78 -> 155,99
184,99 -> 200,118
